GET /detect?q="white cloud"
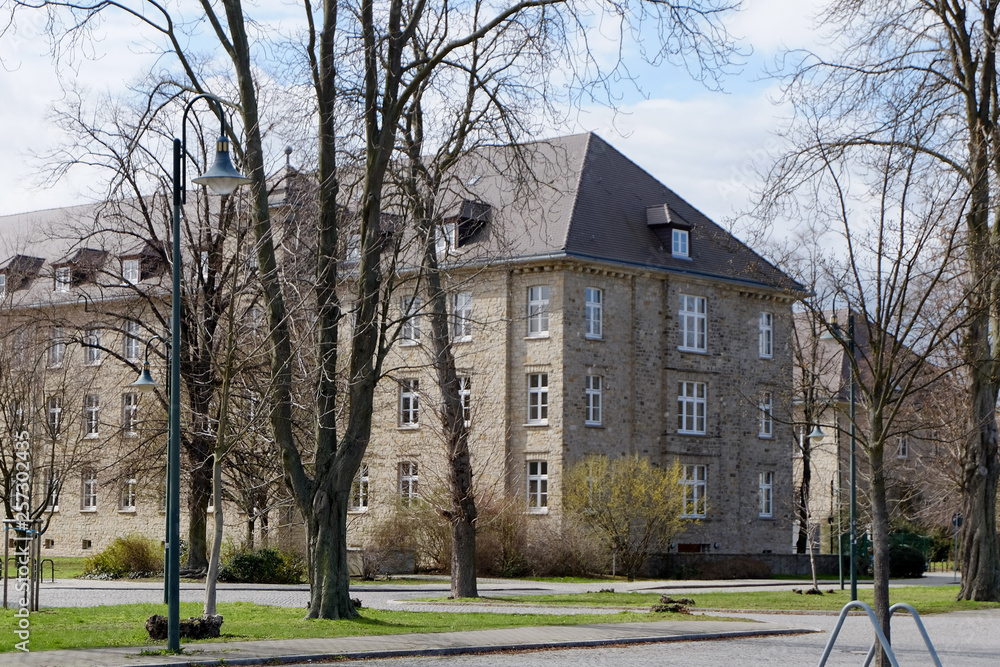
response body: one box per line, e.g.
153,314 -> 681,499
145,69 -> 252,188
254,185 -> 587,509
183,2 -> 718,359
577,88 -> 792,226
730,0 -> 828,54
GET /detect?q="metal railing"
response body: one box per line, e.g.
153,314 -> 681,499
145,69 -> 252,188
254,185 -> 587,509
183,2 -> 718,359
817,600 -> 941,667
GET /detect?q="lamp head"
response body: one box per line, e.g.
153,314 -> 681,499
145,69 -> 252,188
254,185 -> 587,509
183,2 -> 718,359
807,424 -> 826,439
131,361 -> 159,393
192,136 -> 252,196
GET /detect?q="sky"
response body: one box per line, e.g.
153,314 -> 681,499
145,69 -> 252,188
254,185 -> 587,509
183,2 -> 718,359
0,1 -> 828,235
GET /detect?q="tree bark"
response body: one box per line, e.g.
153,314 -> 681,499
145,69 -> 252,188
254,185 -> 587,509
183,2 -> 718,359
204,456 -> 225,616
869,439 -> 891,667
184,436 -> 212,574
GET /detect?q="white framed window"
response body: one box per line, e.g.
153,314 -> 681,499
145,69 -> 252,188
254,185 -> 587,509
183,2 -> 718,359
897,437 -> 909,459
679,294 -> 706,352
680,464 -> 707,518
122,258 -> 140,284
526,460 -> 548,512
452,292 -> 473,340
585,287 -> 603,339
672,228 -> 690,257
401,296 -> 421,344
458,376 -> 471,426
585,375 -> 602,426
350,462 -> 370,511
84,394 -> 100,437
48,327 -> 65,368
44,469 -> 60,512
125,320 -> 141,361
527,373 -> 549,424
54,266 -> 71,292
677,381 -> 706,434
759,392 -> 773,438
47,395 -> 62,438
527,285 -> 549,337
399,461 -> 419,506
759,471 -> 773,518
759,312 -> 774,359
81,469 -> 97,510
399,379 -> 419,426
346,233 -> 361,263
199,250 -> 210,282
0,273 -> 6,297
122,392 -> 139,435
85,328 -> 102,365
120,477 -> 137,511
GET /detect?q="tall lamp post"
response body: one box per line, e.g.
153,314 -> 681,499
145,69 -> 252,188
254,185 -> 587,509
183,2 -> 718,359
132,94 -> 249,652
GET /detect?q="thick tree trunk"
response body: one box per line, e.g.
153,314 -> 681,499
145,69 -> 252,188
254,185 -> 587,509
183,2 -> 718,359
184,439 -> 212,574
796,443 -> 811,554
959,383 -> 1000,600
305,487 -> 357,619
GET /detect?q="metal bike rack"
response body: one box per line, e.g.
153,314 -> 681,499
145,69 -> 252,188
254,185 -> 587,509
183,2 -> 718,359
862,603 -> 941,667
817,600 -> 898,667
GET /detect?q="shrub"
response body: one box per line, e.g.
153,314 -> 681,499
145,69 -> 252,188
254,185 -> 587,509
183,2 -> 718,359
84,534 -> 163,579
218,547 -> 305,584
889,544 -> 925,578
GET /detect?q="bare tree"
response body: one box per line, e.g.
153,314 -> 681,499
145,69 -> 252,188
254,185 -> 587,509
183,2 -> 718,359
759,0 -> 1000,603
10,0 -> 742,619
761,132 -> 966,662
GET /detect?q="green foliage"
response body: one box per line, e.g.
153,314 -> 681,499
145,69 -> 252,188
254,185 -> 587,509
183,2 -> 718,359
888,544 -> 926,578
83,534 -> 163,579
218,547 -> 305,584
563,454 -> 687,579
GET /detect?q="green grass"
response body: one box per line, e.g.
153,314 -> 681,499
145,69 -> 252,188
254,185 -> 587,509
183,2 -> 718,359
0,602 -> 658,653
450,586 -> 1000,615
5,557 -> 89,580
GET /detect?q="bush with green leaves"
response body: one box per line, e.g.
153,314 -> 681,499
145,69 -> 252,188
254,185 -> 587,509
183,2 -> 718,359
218,547 -> 305,584
889,544 -> 926,579
83,534 -> 163,579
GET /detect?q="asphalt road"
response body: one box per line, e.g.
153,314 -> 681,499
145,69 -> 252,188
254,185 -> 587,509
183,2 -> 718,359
286,609 -> 1000,666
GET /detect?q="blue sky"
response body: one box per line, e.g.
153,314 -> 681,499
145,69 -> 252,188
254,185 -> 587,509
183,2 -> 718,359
0,0 -> 825,235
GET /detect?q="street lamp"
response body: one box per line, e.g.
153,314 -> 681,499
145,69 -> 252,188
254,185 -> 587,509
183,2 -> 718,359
132,95 -> 249,652
824,308 -> 858,601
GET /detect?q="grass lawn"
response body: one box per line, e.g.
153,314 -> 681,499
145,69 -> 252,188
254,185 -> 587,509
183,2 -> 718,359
0,602 -> 659,653
5,557 -> 89,580
450,586 -> 1000,615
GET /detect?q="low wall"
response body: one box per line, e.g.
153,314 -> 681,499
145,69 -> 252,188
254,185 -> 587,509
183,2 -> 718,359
642,552 -> 846,579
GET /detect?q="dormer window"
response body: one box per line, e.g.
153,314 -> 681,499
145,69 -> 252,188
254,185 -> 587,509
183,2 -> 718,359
122,259 -> 140,284
54,266 -> 72,292
672,229 -> 690,258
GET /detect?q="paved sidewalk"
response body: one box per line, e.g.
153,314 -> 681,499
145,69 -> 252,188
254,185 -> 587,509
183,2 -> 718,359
5,618 -> 819,667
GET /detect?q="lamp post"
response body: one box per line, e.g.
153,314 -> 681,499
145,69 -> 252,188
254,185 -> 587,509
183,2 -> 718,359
132,94 -> 249,652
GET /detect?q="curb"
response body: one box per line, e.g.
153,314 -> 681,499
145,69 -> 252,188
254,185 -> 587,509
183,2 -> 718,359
114,627 -> 821,667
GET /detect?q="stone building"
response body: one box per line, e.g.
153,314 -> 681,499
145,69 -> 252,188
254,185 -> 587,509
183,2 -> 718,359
1,133 -> 801,563
347,133 -> 802,557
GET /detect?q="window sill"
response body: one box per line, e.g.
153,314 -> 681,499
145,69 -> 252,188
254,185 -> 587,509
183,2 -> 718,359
677,347 -> 707,355
584,334 -> 602,341
45,507 -> 59,513
84,433 -> 100,440
524,422 -> 549,428
758,515 -> 774,520
680,515 -> 706,520
348,508 -> 369,514
672,253 -> 692,261
585,422 -> 604,428
85,362 -> 102,368
526,508 -> 549,515
399,340 -> 420,347
80,507 -> 97,513
758,434 -> 773,440
525,333 -> 550,340
123,432 -> 138,438
454,336 -> 472,344
759,354 -> 773,360
119,508 -> 136,514
676,430 -> 706,436
397,424 -> 420,430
